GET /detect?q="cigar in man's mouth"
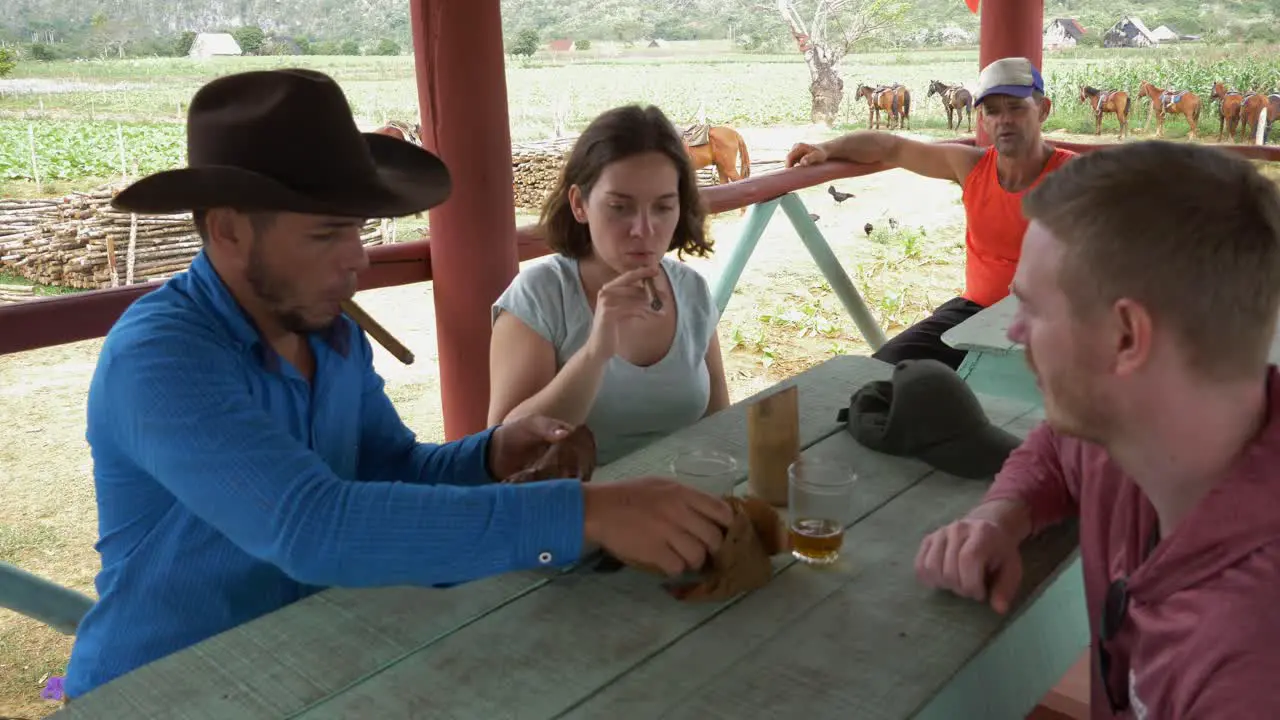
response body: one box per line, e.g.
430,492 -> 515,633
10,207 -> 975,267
643,276 -> 663,312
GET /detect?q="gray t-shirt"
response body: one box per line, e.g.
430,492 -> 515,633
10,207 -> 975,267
492,254 -> 720,465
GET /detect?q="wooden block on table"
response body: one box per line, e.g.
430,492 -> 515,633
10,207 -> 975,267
747,383 -> 798,506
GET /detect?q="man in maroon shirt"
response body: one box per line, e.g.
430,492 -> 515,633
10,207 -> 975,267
914,140 -> 1280,718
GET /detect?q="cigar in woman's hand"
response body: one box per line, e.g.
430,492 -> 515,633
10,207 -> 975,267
643,276 -> 663,312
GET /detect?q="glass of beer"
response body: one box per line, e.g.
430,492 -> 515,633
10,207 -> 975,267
787,458 -> 856,565
672,448 -> 739,497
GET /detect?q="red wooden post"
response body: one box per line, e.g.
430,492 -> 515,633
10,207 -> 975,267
976,0 -> 1045,146
409,0 -> 518,439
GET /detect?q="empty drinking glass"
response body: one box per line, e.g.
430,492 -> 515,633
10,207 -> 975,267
672,448 -> 739,497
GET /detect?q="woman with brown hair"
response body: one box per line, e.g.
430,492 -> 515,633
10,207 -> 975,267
488,104 -> 729,464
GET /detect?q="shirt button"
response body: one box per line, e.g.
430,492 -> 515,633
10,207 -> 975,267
538,551 -> 553,564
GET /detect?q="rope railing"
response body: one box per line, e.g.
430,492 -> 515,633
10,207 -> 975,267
1,136 -> 1277,356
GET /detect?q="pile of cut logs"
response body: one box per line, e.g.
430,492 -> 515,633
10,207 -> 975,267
508,136 -> 781,210
511,137 -> 578,210
0,184 -> 392,291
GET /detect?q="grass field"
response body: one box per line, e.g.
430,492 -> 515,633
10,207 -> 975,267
4,41 -> 1278,187
1,40 -> 1279,718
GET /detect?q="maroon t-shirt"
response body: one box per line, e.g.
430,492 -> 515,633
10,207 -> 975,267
984,367 -> 1280,718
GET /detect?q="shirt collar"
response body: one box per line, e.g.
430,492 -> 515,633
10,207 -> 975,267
186,250 -> 353,372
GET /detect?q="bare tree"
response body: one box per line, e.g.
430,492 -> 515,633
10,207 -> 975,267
775,0 -> 906,126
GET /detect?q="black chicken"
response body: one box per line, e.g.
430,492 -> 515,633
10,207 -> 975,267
828,185 -> 854,203
863,223 -> 874,236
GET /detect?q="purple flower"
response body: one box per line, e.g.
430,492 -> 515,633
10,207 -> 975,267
41,676 -> 65,701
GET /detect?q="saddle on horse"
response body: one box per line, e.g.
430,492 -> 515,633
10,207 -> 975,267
1095,90 -> 1116,117
682,123 -> 710,147
872,84 -> 903,113
1161,91 -> 1186,112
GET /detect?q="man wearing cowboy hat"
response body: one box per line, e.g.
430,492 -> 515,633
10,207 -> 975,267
64,69 -> 734,699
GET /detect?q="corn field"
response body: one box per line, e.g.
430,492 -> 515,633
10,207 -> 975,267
1044,51 -> 1280,135
4,47 -> 1280,186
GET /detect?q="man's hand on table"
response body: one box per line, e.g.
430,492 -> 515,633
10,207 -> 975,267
583,479 -> 734,578
487,414 -> 734,577
914,514 -> 1024,614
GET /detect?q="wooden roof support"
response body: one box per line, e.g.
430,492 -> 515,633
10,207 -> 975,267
410,0 -> 519,439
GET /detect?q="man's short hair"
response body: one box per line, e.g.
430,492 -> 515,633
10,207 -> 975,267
1023,141 -> 1280,380
191,209 -> 277,244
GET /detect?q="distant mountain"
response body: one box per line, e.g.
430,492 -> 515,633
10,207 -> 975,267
0,0 -> 1273,61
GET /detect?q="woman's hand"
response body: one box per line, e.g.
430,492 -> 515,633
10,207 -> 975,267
586,265 -> 663,359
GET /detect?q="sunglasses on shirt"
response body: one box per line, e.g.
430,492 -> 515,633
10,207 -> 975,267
1098,575 -> 1131,713
1096,525 -> 1160,714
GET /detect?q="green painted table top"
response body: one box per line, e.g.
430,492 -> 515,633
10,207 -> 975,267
942,295 -> 1020,355
54,355 -> 1080,720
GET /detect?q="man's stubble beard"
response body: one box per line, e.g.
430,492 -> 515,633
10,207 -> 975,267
245,240 -> 333,336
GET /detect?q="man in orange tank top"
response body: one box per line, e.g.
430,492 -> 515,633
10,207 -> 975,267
786,58 -> 1076,369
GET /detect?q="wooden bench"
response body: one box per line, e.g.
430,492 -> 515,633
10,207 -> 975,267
54,356 -> 1086,719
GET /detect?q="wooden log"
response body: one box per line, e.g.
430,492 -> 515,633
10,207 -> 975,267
0,181 -> 396,290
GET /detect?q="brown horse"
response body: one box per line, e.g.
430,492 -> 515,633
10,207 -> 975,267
856,84 -> 911,130
1210,82 -> 1246,143
1265,94 -> 1280,144
1137,81 -> 1201,140
889,84 -> 911,130
927,80 -> 973,132
682,125 -> 751,184
855,85 -> 893,129
1239,92 -> 1272,144
1078,86 -> 1131,139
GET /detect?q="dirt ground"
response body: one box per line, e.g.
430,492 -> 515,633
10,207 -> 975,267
0,124 -> 1153,717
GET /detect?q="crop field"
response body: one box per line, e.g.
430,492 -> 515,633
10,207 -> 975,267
4,42 -> 1279,187
2,40 -> 1280,719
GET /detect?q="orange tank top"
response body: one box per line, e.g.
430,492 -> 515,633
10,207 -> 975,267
960,146 -> 1076,308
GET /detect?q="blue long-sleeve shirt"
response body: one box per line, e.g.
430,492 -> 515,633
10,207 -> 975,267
65,251 -> 585,698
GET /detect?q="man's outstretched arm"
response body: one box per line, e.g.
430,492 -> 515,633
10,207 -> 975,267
788,130 -> 984,185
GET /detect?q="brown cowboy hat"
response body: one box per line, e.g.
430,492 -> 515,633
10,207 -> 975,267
111,68 -> 450,218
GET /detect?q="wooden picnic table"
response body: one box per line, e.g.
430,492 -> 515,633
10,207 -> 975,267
943,295 -> 1280,404
54,355 -> 1086,720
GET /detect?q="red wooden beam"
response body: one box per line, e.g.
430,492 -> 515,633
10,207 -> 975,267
0,224 -> 560,358
0,241 -> 432,356
1049,139 -> 1280,162
411,0 -> 518,440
